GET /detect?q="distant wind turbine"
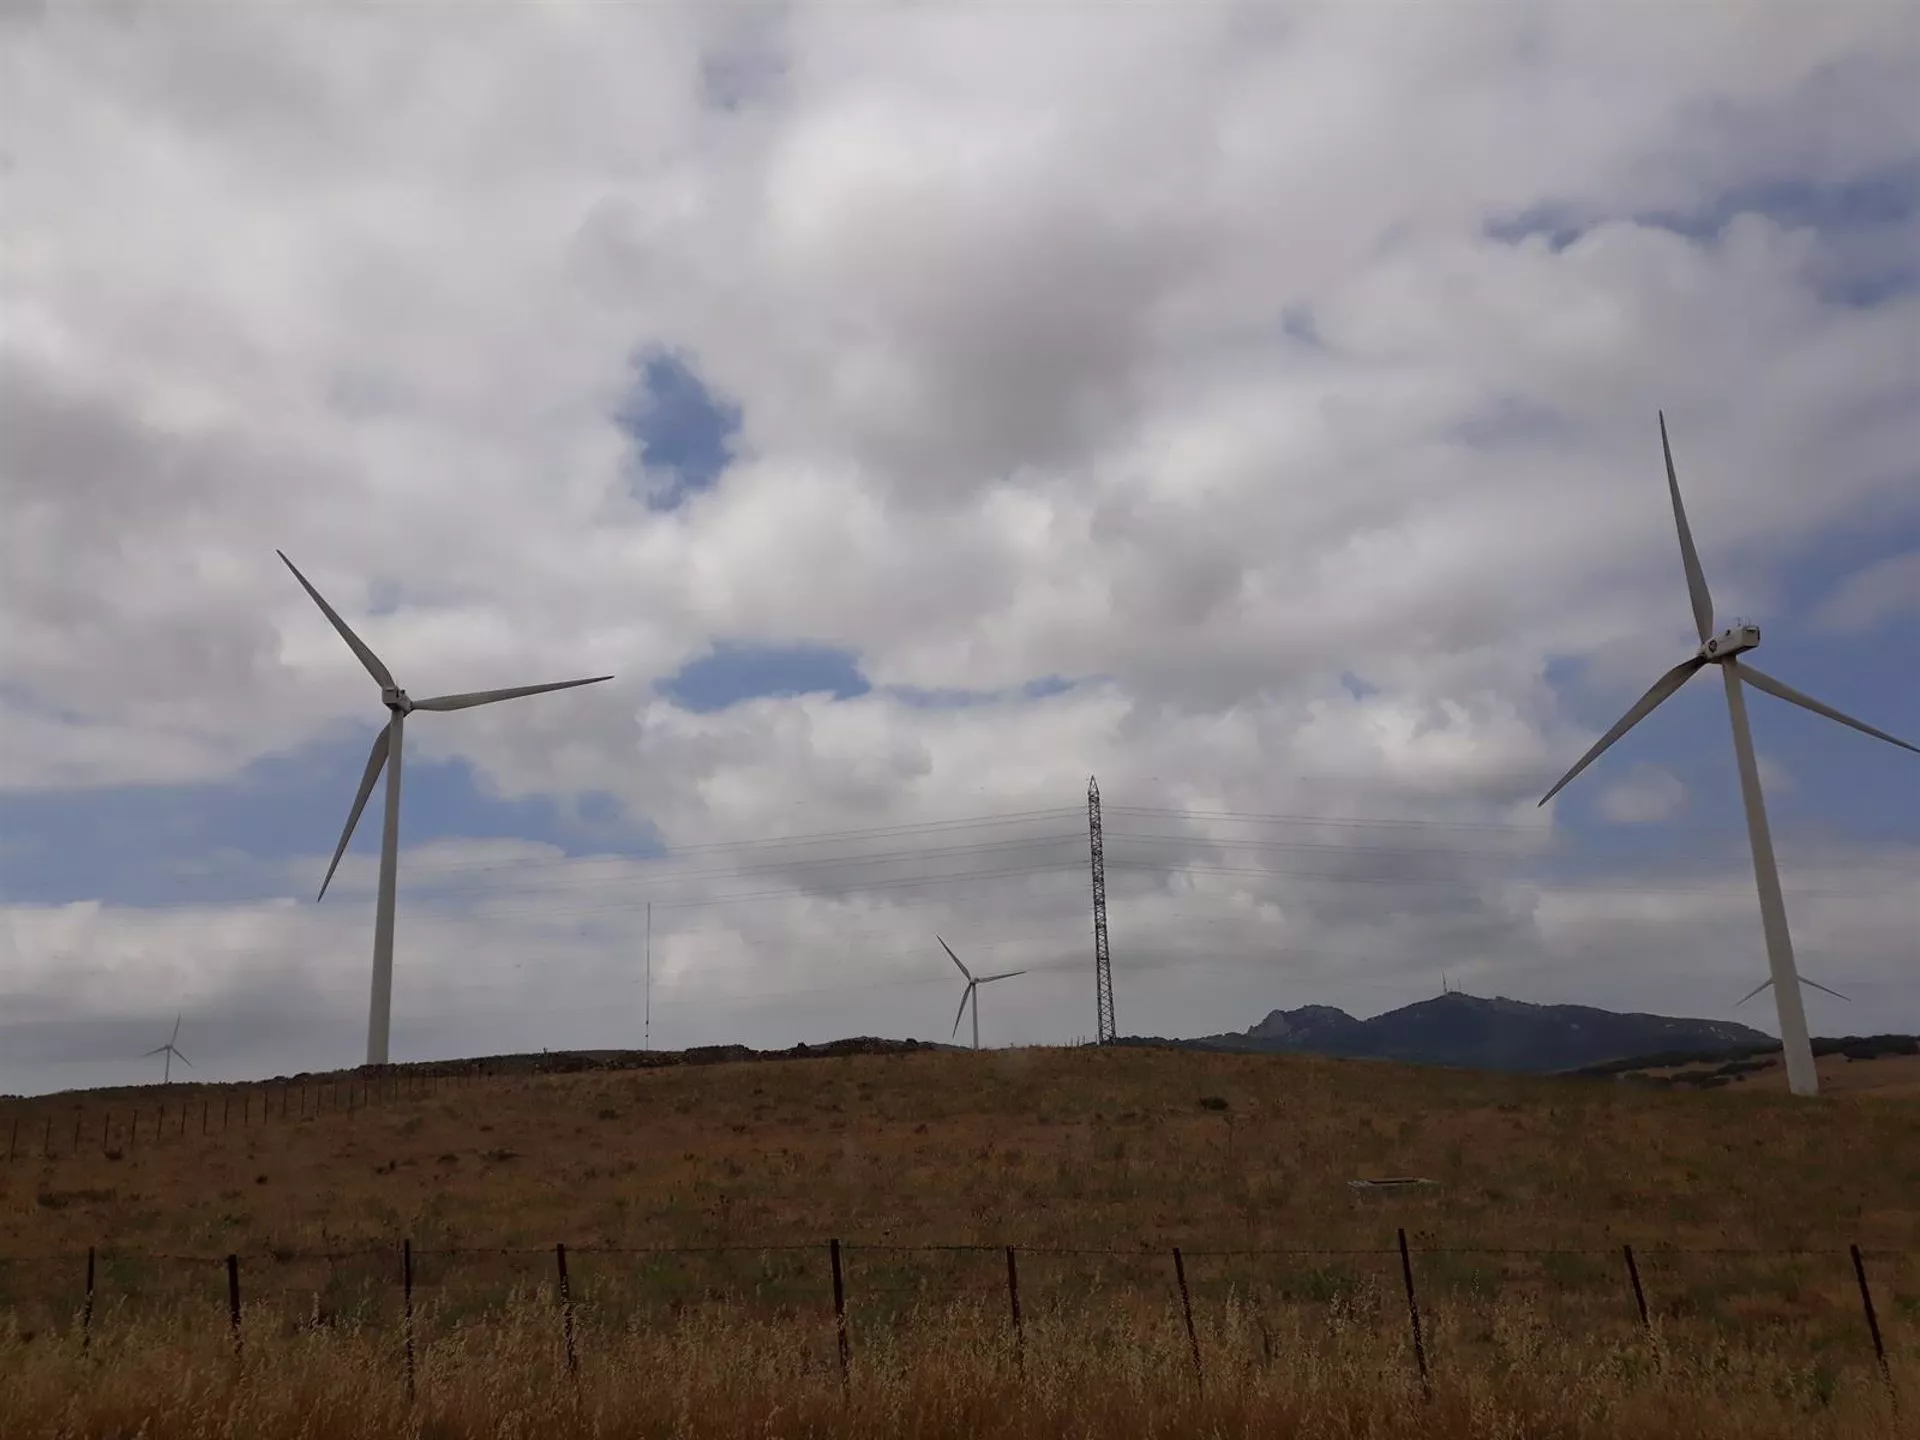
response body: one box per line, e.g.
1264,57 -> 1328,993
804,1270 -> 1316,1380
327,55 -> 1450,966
939,936 -> 1026,1051
144,1014 -> 191,1084
279,551 -> 613,1067
1538,414 -> 1917,1098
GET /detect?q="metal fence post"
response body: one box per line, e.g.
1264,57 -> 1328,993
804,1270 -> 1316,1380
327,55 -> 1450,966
1172,1247 -> 1203,1389
1397,1228 -> 1430,1397
1851,1244 -> 1897,1408
1623,1244 -> 1651,1330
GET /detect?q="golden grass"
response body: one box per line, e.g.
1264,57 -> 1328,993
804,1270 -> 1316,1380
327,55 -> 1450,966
2,1288 -> 1910,1438
3,1044 -> 1917,1435
1641,1050 -> 1920,1098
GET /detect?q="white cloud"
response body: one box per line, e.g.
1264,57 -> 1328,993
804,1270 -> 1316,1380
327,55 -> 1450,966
1596,764 -> 1689,824
3,1 -> 1920,1091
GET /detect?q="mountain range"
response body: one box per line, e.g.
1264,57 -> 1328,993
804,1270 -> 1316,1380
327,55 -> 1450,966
1122,992 -> 1777,1075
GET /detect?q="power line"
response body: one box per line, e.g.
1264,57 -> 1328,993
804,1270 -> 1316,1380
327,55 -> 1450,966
324,805 -> 1088,880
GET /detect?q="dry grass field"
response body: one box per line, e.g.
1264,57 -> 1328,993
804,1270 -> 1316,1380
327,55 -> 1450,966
3,1043 -> 1917,1436
1634,1048 -> 1920,1098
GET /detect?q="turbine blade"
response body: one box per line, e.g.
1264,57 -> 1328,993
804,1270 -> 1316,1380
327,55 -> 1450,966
1659,412 -> 1715,644
978,970 -> 1028,983
1738,664 -> 1920,755
1802,978 -> 1850,1003
143,1045 -> 168,1057
173,1050 -> 193,1068
1539,656 -> 1708,806
170,1013 -> 181,1046
410,676 -> 613,712
952,984 -> 974,1038
938,936 -> 972,981
277,551 -> 396,690
319,727 -> 391,900
1734,978 -> 1771,1008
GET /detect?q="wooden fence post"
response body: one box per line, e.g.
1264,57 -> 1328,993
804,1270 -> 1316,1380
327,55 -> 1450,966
555,1243 -> 578,1379
830,1238 -> 851,1392
226,1254 -> 243,1360
1172,1247 -> 1203,1390
1397,1228 -> 1430,1398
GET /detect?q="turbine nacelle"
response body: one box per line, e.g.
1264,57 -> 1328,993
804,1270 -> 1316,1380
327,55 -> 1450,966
380,686 -> 413,714
1700,624 -> 1760,663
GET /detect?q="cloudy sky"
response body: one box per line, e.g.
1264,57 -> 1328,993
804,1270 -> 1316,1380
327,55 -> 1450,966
3,1 -> 1917,1097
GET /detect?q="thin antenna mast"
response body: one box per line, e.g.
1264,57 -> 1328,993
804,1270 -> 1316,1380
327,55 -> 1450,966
1088,776 -> 1116,1044
645,901 -> 652,1053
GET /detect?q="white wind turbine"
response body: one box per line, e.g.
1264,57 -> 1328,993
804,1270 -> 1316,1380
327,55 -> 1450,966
939,936 -> 1026,1051
280,552 -> 613,1067
1539,413 -> 1918,1098
144,1014 -> 191,1084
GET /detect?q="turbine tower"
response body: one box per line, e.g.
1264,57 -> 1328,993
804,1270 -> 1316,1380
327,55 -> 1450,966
144,1014 -> 191,1084
1539,414 -> 1917,1097
939,937 -> 1026,1051
280,552 -> 613,1067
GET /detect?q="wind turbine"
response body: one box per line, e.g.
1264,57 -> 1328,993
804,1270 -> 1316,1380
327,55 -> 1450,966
939,936 -> 1026,1051
1538,413 -> 1917,1098
279,552 -> 613,1067
144,1014 -> 191,1084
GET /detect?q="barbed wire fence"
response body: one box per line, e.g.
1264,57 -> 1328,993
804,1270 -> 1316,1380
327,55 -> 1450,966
0,1235 -> 1908,1402
0,1062 -> 482,1166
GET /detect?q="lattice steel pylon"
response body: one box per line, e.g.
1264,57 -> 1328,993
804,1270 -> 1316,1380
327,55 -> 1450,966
1088,775 -> 1116,1044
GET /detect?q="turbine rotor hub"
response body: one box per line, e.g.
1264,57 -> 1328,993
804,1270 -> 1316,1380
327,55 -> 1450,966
1700,624 -> 1760,662
381,686 -> 413,713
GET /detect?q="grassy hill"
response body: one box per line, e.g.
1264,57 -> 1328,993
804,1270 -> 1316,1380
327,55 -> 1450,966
2,1043 -> 1916,1436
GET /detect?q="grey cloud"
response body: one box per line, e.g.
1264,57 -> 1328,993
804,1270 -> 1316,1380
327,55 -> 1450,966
3,2 -> 1919,1089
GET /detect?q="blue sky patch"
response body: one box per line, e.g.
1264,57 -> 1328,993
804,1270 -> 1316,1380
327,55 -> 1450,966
660,641 -> 872,713
0,729 -> 654,910
1486,162 -> 1920,303
616,347 -> 742,510
887,675 -> 1079,709
1541,586 -> 1920,855
1483,203 -> 1589,252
